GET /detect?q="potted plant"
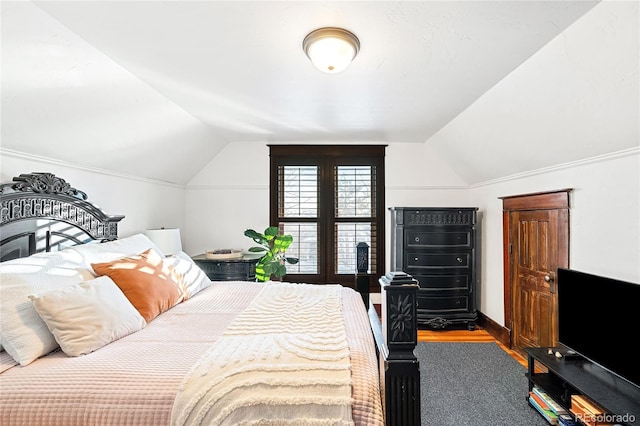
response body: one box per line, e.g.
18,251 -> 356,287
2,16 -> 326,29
244,226 -> 299,282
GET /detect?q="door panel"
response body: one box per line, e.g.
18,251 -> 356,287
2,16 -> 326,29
512,209 -> 562,356
501,189 -> 570,358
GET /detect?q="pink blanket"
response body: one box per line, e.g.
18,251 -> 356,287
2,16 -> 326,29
0,282 -> 383,425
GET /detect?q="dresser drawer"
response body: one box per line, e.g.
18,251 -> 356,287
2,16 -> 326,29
413,274 -> 470,291
406,230 -> 472,249
192,257 -> 257,281
406,252 -> 470,269
417,294 -> 470,313
404,209 -> 476,227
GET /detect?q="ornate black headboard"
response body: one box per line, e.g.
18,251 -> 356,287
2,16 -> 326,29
0,172 -> 124,262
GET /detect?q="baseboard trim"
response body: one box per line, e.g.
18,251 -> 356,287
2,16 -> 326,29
477,311 -> 511,348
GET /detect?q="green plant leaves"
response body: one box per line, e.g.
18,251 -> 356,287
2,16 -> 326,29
244,229 -> 268,246
273,234 -> 292,252
264,226 -> 279,237
244,226 -> 299,282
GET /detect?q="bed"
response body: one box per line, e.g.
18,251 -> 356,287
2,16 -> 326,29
0,172 -> 420,426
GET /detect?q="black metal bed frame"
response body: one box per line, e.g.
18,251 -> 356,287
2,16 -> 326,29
0,172 -> 123,261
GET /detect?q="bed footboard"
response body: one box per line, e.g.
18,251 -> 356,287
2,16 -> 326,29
368,271 -> 421,426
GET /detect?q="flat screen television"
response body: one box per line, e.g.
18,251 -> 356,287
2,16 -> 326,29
557,268 -> 640,388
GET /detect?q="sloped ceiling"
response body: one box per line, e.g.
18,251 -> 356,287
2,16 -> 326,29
428,0 -> 639,184
5,0 -> 632,186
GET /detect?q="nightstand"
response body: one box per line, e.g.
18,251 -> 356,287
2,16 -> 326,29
191,254 -> 258,281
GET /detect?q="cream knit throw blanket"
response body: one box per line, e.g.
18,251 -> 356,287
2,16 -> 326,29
171,282 -> 354,426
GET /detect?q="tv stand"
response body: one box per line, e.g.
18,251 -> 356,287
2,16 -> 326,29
525,347 -> 640,425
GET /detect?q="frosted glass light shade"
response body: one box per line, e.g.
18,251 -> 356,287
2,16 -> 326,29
144,228 -> 182,256
303,27 -> 360,74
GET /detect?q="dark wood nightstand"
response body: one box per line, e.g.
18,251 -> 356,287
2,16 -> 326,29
191,254 -> 258,281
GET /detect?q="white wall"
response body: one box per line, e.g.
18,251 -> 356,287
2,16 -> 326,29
469,149 -> 640,326
6,144 -> 637,331
185,142 -> 269,256
384,143 -> 471,269
1,151 -> 185,240
428,0 -> 640,328
184,142 -> 471,259
184,139 -> 639,329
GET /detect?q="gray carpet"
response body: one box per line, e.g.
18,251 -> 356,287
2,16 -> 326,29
417,342 -> 549,426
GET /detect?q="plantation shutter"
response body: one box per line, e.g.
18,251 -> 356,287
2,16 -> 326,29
269,145 -> 385,291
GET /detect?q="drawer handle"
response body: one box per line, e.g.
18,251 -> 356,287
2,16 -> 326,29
456,257 -> 463,263
414,257 -> 419,262
414,237 -> 420,242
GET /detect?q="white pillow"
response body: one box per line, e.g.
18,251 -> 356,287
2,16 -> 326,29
65,233 -> 164,274
0,250 -> 91,365
29,276 -> 147,357
164,252 -> 212,299
0,234 -> 159,366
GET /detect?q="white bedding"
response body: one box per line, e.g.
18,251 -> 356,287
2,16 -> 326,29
0,281 -> 384,426
172,283 -> 353,425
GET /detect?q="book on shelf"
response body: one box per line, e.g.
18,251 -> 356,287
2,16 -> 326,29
532,386 -> 569,415
530,391 -> 551,410
530,394 -> 559,425
557,413 -> 579,426
569,395 -> 614,426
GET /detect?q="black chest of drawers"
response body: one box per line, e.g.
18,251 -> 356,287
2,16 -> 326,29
389,207 -> 480,330
191,255 -> 258,281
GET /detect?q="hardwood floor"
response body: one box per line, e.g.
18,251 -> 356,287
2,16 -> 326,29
418,326 -> 528,368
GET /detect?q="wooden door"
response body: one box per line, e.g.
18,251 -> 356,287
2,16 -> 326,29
512,210 -> 559,353
501,190 -> 570,358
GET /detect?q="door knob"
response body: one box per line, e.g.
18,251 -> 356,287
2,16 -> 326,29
545,272 -> 557,293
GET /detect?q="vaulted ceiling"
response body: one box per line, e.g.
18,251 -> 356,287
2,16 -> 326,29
3,1 -> 636,185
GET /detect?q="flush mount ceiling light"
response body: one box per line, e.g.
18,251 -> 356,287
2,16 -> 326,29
303,27 -> 360,74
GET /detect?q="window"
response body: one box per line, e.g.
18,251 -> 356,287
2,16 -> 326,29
269,145 -> 385,291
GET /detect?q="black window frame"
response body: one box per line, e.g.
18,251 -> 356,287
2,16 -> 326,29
269,144 -> 386,292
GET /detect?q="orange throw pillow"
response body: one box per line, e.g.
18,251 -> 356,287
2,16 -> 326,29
91,248 -> 183,323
